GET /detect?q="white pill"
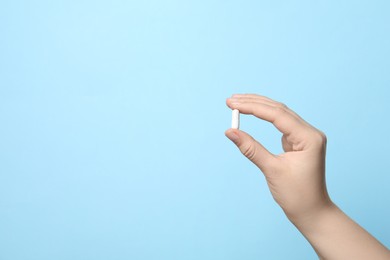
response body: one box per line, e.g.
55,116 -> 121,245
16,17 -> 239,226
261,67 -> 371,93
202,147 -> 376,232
232,109 -> 240,129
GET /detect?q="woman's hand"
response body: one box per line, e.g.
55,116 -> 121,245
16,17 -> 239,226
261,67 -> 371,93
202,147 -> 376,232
225,93 -> 332,223
225,93 -> 390,259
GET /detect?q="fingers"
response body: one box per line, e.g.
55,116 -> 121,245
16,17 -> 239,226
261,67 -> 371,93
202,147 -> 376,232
226,95 -> 306,135
231,93 -> 276,105
230,94 -> 303,120
225,128 -> 276,173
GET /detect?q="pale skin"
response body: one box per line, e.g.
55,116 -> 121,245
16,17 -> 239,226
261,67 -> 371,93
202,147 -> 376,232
225,94 -> 390,260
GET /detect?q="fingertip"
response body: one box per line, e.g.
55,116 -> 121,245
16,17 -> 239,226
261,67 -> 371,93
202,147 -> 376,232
225,97 -> 231,107
225,128 -> 240,144
226,96 -> 233,103
225,128 -> 238,135
226,97 -> 241,110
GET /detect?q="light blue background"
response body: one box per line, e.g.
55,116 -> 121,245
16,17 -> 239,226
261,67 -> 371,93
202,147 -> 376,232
1,1 -> 389,259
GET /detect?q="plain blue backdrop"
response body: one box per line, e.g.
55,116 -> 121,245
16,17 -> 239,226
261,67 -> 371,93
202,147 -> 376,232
1,0 -> 389,259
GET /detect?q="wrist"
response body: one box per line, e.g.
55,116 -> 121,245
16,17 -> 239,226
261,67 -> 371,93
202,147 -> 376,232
287,200 -> 390,259
286,199 -> 337,230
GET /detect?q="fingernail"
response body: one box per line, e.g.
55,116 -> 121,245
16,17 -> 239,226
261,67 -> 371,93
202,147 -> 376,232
229,98 -> 240,104
226,131 -> 240,144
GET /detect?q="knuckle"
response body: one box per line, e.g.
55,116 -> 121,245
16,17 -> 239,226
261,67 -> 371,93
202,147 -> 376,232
242,144 -> 257,161
318,130 -> 327,142
312,130 -> 327,146
273,105 -> 287,115
277,102 -> 288,109
320,132 -> 327,144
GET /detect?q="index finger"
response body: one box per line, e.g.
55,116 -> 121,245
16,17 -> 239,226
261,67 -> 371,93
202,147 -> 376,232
226,97 -> 307,135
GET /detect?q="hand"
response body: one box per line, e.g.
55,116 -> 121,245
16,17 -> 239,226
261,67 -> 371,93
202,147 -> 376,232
225,94 -> 332,223
225,94 -> 390,259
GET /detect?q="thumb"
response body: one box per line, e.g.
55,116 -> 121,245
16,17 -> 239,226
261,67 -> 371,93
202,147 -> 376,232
225,128 -> 276,172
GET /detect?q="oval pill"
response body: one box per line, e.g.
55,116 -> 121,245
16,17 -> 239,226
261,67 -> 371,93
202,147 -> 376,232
232,109 -> 240,129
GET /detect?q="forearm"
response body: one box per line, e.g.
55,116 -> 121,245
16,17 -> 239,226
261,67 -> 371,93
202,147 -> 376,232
290,202 -> 390,260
